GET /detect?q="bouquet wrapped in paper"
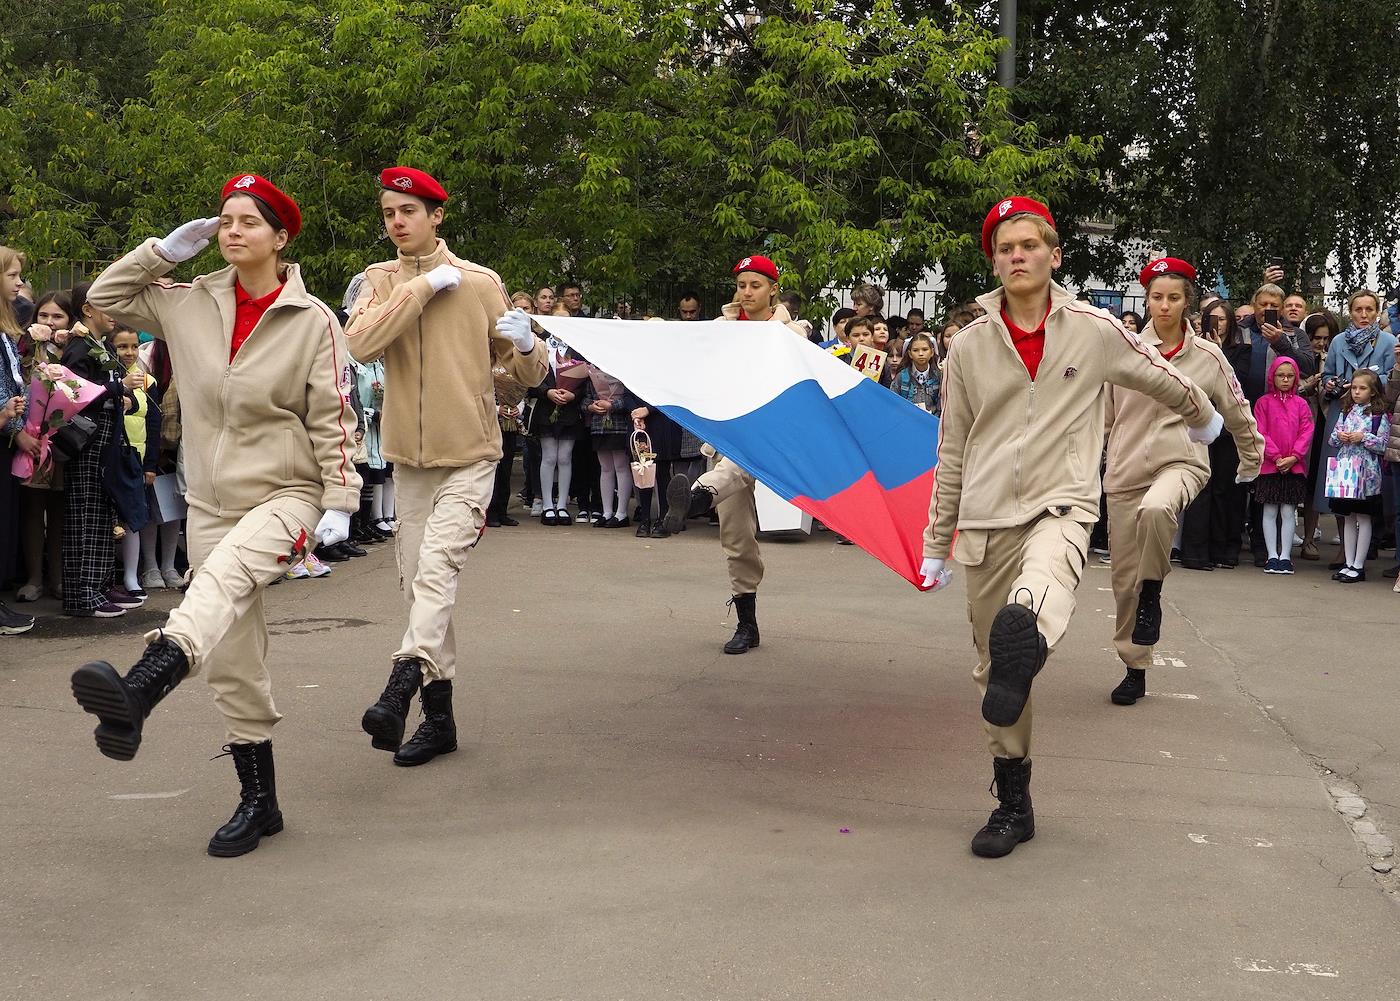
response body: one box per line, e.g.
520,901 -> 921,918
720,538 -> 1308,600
10,363 -> 106,483
553,357 -> 590,396
492,366 -> 527,433
588,365 -> 626,405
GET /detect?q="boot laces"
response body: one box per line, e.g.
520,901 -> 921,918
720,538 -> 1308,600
212,744 -> 266,811
381,661 -> 421,706
405,709 -> 448,745
983,773 -> 1025,832
126,639 -> 185,697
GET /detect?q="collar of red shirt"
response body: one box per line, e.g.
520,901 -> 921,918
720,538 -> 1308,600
235,279 -> 284,313
1000,298 -> 1052,342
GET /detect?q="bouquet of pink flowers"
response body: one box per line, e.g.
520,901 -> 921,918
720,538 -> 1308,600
10,363 -> 106,483
588,365 -> 625,405
553,357 -> 590,396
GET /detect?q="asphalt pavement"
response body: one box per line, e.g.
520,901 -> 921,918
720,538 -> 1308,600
3,510 -> 1397,1000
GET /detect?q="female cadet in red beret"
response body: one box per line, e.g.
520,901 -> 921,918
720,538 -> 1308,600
71,173 -> 361,857
1101,258 -> 1262,707
658,255 -> 808,655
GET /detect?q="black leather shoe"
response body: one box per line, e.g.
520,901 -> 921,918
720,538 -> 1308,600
316,543 -> 350,562
71,637 -> 190,760
208,740 -> 283,858
1110,667 -> 1146,705
361,659 -> 423,752
635,520 -> 652,538
982,603 -> 1046,727
394,680 -> 457,766
341,540 -> 367,558
498,515 -> 519,527
1130,580 -> 1162,646
486,515 -> 502,528
1180,558 -> 1214,571
970,757 -> 1034,858
723,593 -> 760,654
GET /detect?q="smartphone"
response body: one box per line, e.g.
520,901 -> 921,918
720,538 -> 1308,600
1268,256 -> 1283,271
1262,307 -> 1279,326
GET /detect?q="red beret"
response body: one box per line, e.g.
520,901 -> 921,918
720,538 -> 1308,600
733,255 -> 779,282
221,174 -> 302,239
981,196 -> 1056,257
1139,256 -> 1198,289
380,167 -> 449,204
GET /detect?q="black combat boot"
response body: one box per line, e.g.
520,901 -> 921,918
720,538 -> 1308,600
723,593 -> 760,655
970,757 -> 1035,858
1131,579 -> 1163,646
1110,667 -> 1147,705
982,603 -> 1047,727
361,658 -> 424,752
208,740 -> 283,857
660,474 -> 715,534
393,680 -> 457,766
71,636 -> 191,761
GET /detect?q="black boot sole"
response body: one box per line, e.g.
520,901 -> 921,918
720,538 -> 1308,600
71,661 -> 143,761
207,812 -> 284,858
392,742 -> 458,767
982,604 -> 1044,728
361,705 -> 408,753
660,475 -> 693,535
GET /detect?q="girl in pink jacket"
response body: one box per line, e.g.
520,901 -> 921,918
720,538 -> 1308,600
1252,356 -> 1314,573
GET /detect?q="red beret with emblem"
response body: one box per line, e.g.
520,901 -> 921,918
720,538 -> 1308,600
733,254 -> 779,282
1139,256 -> 1198,289
380,167 -> 449,204
981,196 -> 1056,257
220,174 -> 302,239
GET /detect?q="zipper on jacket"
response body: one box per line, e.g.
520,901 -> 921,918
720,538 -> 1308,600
210,367 -> 231,512
416,254 -> 424,464
1015,383 -> 1035,510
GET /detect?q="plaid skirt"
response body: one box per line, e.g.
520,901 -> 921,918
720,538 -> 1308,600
62,411 -> 117,613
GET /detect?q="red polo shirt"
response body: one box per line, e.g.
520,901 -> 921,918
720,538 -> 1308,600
231,280 -> 284,362
1001,299 -> 1052,379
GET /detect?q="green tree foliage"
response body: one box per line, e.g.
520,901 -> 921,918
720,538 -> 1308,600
1004,0 -> 1400,297
1,0 -> 1090,309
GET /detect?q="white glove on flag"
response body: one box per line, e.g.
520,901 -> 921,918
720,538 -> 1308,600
314,510 -> 352,547
425,264 -> 460,293
156,217 -> 221,263
1187,411 -> 1224,445
919,557 -> 953,593
497,308 -> 537,353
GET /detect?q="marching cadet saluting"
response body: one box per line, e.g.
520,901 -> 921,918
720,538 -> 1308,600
921,198 -> 1224,859
347,168 -> 547,766
1103,257 -> 1262,706
660,255 -> 808,655
71,174 -> 361,857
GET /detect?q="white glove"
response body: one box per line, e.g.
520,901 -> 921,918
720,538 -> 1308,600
497,308 -> 537,353
919,557 -> 953,593
425,264 -> 460,294
1187,410 -> 1223,445
156,217 -> 221,263
314,510 -> 352,547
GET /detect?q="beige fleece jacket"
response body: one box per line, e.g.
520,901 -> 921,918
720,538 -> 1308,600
718,301 -> 807,335
88,240 -> 361,519
345,240 -> 548,468
1104,325 -> 1264,494
924,283 -> 1219,560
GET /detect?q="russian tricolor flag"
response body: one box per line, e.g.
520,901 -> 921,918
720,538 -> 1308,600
535,317 -> 941,589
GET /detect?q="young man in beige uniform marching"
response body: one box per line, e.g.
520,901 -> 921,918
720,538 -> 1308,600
1104,258 -> 1263,706
660,255 -> 807,655
920,198 -> 1224,858
346,168 -> 547,766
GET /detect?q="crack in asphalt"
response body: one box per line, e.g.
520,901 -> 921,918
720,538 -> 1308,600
1168,596 -> 1399,901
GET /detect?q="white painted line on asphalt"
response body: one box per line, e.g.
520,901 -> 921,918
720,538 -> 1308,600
1152,654 -> 1187,667
109,789 -> 191,800
1233,958 -> 1339,978
1148,692 -> 1199,699
1189,833 -> 1274,849
296,684 -> 319,689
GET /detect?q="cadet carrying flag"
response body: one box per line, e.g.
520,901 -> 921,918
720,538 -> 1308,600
534,317 -> 941,589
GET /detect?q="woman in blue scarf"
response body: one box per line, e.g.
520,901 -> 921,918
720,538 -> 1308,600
1315,290 -> 1396,565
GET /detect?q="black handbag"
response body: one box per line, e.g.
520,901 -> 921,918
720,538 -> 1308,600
49,413 -> 98,464
101,408 -> 149,532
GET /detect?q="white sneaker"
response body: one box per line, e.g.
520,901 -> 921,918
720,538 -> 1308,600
530,500 -> 544,517
304,553 -> 332,578
283,561 -> 310,581
161,567 -> 185,589
140,568 -> 165,590
1292,534 -> 1304,546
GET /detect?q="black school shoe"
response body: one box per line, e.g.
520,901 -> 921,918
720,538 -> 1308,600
982,603 -> 1047,728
